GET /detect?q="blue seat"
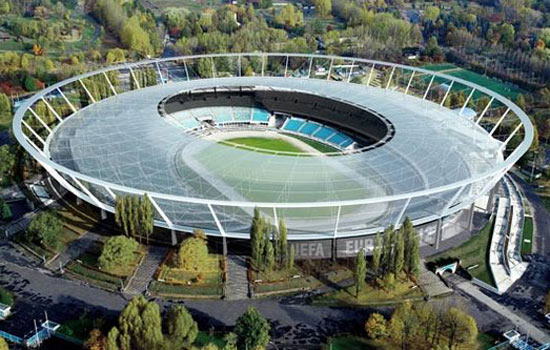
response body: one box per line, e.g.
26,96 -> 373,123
313,126 -> 335,140
340,138 -> 354,148
252,109 -> 270,122
300,122 -> 319,136
284,118 -> 305,131
328,132 -> 347,145
233,107 -> 251,121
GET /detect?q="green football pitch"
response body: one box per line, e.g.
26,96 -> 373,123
422,63 -> 524,100
220,137 -> 305,154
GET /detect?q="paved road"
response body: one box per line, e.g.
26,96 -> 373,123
457,282 -> 550,344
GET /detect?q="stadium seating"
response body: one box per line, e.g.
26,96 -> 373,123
233,107 -> 251,121
252,109 -> 270,122
299,122 -> 320,136
283,118 -> 305,132
313,126 -> 336,140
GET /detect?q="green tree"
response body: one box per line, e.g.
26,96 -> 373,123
166,305 -> 198,346
176,232 -> 209,270
403,217 -> 420,278
372,232 -> 382,272
394,227 -> 405,275
140,195 -> 154,244
201,344 -> 219,350
265,240 -> 275,272
288,244 -> 295,270
354,248 -> 367,297
279,219 -> 287,267
223,332 -> 238,350
114,296 -> 163,350
314,0 -> 331,18
106,327 -> 120,350
389,301 -> 418,350
234,307 -> 270,350
26,211 -> 63,249
365,313 -> 387,339
275,4 -> 303,28
120,16 -> 153,55
425,36 -> 442,58
423,6 -> 440,22
98,236 -> 138,271
381,226 -> 393,273
0,145 -> 15,183
0,92 -> 11,116
250,208 -> 265,270
445,308 -> 478,350
0,336 -> 8,350
0,198 -> 12,222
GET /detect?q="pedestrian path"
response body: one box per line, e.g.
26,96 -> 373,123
46,231 -> 100,270
457,282 -> 550,344
225,255 -> 249,300
125,245 -> 167,295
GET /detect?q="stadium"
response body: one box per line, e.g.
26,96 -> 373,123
13,53 -> 533,246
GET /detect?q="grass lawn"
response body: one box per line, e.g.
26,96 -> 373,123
313,278 -> 424,306
327,336 -> 379,350
428,219 -> 496,286
149,281 -> 223,297
0,287 -> 14,306
285,133 -> 342,154
521,217 -> 533,256
58,317 -> 95,341
477,332 -> 501,350
159,253 -> 223,285
194,331 -> 226,348
220,136 -> 305,154
66,243 -> 145,290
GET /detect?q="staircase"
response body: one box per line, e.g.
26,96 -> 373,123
125,246 -> 167,295
225,255 -> 249,300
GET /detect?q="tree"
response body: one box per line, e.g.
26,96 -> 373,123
234,307 -> 270,350
166,305 -> 198,346
365,313 -> 387,339
201,344 -> 219,350
403,217 -> 420,278
98,236 -> 138,271
223,332 -> 238,350
106,327 -> 120,350
176,232 -> 209,270
275,4 -> 303,29
499,23 -> 515,46
423,6 -> 440,22
425,36 -> 442,59
314,0 -> 331,18
545,290 -> 550,314
250,208 -> 265,270
26,211 -> 63,249
114,296 -> 164,350
394,227 -> 405,276
389,301 -> 418,350
84,329 -> 107,350
0,198 -> 12,222
120,16 -> 153,55
0,337 -> 8,350
372,232 -> 382,272
0,145 -> 14,183
279,219 -> 287,267
288,245 -> 295,270
140,195 -> 154,244
354,248 -> 367,297
381,226 -> 393,273
265,240 -> 275,272
0,93 -> 11,116
445,308 -> 478,350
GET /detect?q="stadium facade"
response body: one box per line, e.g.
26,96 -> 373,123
13,53 -> 533,251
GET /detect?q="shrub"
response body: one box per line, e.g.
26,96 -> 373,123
98,236 -> 138,271
175,235 -> 208,271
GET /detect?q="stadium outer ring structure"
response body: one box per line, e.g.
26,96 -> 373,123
13,53 -> 533,243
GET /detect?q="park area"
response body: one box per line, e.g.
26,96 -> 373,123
150,250 -> 224,298
65,239 -> 146,291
